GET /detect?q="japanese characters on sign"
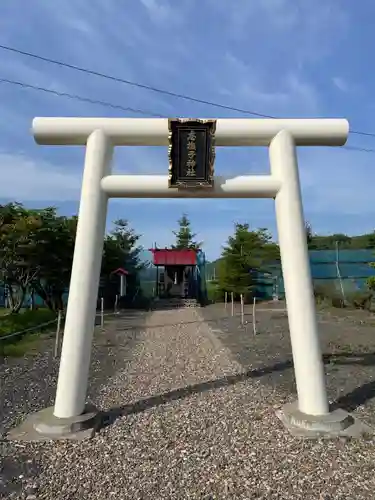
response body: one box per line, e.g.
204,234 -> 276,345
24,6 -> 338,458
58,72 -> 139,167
168,119 -> 216,188
186,129 -> 197,177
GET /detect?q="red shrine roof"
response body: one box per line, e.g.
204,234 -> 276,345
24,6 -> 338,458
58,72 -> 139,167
110,267 -> 129,276
149,248 -> 198,266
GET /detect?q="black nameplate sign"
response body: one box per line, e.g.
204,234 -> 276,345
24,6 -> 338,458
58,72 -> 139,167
168,118 -> 216,189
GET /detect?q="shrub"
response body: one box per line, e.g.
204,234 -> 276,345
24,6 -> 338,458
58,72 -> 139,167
206,282 -> 222,303
346,291 -> 373,310
313,283 -> 345,308
366,276 -> 375,292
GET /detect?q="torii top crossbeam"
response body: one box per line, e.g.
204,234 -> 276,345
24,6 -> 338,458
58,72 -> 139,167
32,117 -> 349,147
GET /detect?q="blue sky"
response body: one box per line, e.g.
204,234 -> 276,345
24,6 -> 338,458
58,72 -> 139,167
0,0 -> 374,260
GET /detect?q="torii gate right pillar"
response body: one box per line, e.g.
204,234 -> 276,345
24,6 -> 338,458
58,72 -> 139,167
270,130 -> 328,416
270,130 -> 369,436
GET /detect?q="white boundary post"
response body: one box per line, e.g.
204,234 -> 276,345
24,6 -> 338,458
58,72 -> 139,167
269,130 -> 329,416
100,297 -> 104,329
240,294 -> 244,325
53,130 -> 113,419
252,297 -> 257,336
224,291 -> 228,310
31,117 -> 348,421
54,310 -> 63,358
231,292 -> 234,317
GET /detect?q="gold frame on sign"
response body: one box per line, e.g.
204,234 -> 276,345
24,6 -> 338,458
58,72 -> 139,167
168,118 -> 216,189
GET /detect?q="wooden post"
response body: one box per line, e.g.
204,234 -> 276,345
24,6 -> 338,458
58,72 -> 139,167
224,291 -> 228,310
54,310 -> 63,358
231,292 -> 234,317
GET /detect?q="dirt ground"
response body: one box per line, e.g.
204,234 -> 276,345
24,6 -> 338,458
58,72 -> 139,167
201,300 -> 375,427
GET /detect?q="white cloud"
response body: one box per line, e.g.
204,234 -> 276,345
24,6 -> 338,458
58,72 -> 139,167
220,53 -> 289,105
0,0 -> 372,247
0,58 -> 70,95
298,147 -> 375,216
215,53 -> 320,117
0,153 -> 81,201
332,77 -> 349,93
2,144 -> 370,220
285,73 -> 319,113
0,151 -> 257,213
0,0 -> 336,126
213,0 -> 348,64
139,0 -> 174,22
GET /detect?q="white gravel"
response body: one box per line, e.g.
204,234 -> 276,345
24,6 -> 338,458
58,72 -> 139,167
1,308 -> 375,499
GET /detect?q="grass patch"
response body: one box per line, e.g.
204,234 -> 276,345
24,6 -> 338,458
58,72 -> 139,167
0,308 -> 57,357
0,308 -> 56,337
0,332 -> 46,357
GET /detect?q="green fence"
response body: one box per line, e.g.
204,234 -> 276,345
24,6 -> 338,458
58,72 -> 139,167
256,249 -> 375,300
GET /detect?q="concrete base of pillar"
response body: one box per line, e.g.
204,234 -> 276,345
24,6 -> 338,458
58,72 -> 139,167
276,401 -> 372,439
7,404 -> 100,442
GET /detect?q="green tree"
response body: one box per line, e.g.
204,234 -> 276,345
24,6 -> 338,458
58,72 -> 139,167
101,219 -> 144,300
172,213 -> 201,249
305,221 -> 313,247
0,203 -> 146,312
308,233 -> 352,250
32,210 -> 77,311
0,203 -> 78,312
218,223 -> 279,299
0,203 -> 45,312
102,219 -> 143,275
366,231 -> 375,248
367,255 -> 375,292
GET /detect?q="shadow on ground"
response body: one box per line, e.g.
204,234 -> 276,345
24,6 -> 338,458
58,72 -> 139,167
199,305 -> 375,426
101,360 -> 292,427
102,352 -> 375,428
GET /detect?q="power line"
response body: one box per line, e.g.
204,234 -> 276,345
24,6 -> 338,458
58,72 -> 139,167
350,130 -> 375,138
342,145 -> 375,153
0,78 -> 164,117
1,76 -> 375,154
1,43 -> 375,140
0,44 -> 271,117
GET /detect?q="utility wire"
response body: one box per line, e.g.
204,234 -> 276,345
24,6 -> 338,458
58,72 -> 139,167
1,43 -> 375,140
0,44 -> 272,116
0,77 -> 164,118
1,76 -> 375,154
342,145 -> 375,153
350,130 -> 375,138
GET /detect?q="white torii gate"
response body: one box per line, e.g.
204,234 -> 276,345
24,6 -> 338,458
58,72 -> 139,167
12,116 -> 370,440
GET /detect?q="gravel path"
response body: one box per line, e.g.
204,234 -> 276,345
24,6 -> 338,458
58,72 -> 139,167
1,307 -> 375,499
201,302 -> 375,427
